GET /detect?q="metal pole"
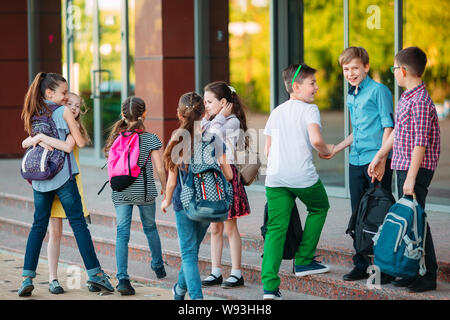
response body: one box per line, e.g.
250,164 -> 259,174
194,0 -> 209,93
92,0 -> 102,160
343,0 -> 350,198
27,0 -> 36,84
121,0 -> 129,101
269,0 -> 277,111
393,0 -> 403,199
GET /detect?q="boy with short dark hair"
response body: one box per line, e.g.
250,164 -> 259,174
262,63 -> 334,300
369,46 -> 440,293
322,46 -> 395,283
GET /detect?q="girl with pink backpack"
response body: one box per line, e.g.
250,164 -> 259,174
103,96 -> 167,296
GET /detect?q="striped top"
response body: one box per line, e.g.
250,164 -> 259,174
112,132 -> 162,206
392,82 -> 440,171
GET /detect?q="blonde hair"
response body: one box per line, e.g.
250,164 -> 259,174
339,46 -> 370,67
69,92 -> 91,145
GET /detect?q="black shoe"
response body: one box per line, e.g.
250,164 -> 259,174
343,267 -> 369,281
408,276 -> 437,293
116,279 -> 135,296
87,283 -> 102,292
379,273 -> 395,285
392,277 -> 417,287
154,266 -> 166,279
202,274 -> 223,287
221,275 -> 244,289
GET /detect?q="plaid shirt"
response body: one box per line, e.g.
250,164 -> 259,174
392,82 -> 440,171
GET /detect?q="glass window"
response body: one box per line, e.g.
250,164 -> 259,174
403,0 -> 450,206
305,0 -> 345,188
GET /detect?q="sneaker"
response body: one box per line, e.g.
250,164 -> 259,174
221,275 -> 244,289
87,272 -> 114,292
295,259 -> 330,277
263,288 -> 282,300
408,276 -> 437,293
392,277 -> 417,287
343,267 -> 369,281
18,277 -> 34,297
87,283 -> 102,292
48,279 -> 64,294
172,283 -> 186,300
202,274 -> 223,287
153,265 -> 167,279
116,279 -> 135,296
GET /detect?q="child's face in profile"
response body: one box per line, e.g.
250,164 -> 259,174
295,74 -> 319,104
66,93 -> 81,118
204,91 -> 224,117
46,81 -> 69,106
342,58 -> 370,87
392,59 -> 406,87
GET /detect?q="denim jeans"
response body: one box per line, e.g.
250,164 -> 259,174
23,178 -> 101,278
115,203 -> 164,280
174,209 -> 210,300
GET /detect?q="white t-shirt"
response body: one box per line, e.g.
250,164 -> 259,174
264,99 -> 321,188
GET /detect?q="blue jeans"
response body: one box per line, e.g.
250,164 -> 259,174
174,209 -> 210,300
23,179 -> 101,278
115,203 -> 164,280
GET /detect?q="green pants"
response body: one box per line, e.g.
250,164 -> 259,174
262,179 -> 330,291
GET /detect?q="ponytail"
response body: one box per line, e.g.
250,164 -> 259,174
163,92 -> 204,172
21,72 -> 67,135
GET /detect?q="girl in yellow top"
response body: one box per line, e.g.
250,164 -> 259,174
23,92 -> 91,294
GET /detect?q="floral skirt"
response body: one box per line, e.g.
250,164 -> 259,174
228,164 -> 251,219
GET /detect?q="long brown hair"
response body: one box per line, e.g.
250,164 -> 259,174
163,92 -> 204,172
21,72 -> 67,135
103,96 -> 146,157
204,81 -> 249,149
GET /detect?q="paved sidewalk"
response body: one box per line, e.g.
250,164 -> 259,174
0,249 -> 174,300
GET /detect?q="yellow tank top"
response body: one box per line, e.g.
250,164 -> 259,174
50,146 -> 89,218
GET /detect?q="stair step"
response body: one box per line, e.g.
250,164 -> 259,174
2,193 -> 449,284
1,209 -> 449,300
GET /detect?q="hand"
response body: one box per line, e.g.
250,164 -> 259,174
161,199 -> 170,213
319,144 -> 336,159
367,155 -> 386,183
39,142 -> 54,152
403,176 -> 415,196
220,102 -> 233,118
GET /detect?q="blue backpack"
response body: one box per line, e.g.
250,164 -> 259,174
179,133 -> 233,222
373,196 -> 428,279
21,103 -> 67,181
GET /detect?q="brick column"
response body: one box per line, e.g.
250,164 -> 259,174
0,0 -> 61,157
135,0 -> 229,147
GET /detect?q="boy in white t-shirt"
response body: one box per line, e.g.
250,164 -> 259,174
262,64 -> 334,300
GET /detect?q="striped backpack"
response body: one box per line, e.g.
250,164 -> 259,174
179,133 -> 233,222
21,103 -> 67,181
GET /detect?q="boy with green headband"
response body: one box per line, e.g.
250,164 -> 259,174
262,63 -> 334,300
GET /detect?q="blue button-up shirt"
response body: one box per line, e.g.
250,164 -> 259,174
347,75 -> 394,166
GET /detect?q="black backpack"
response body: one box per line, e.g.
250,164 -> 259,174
261,202 -> 303,260
346,185 -> 395,255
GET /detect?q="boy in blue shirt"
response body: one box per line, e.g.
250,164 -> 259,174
320,47 -> 395,283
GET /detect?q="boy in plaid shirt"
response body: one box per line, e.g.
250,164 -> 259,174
368,46 -> 440,293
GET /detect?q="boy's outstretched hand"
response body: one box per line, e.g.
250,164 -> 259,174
319,144 -> 336,159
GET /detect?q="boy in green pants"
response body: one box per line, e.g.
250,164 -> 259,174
262,64 -> 334,300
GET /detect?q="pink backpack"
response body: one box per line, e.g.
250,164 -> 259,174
98,130 -> 151,194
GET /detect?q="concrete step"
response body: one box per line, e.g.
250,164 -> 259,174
2,192 -> 449,284
1,201 -> 449,300
0,227 -> 322,301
